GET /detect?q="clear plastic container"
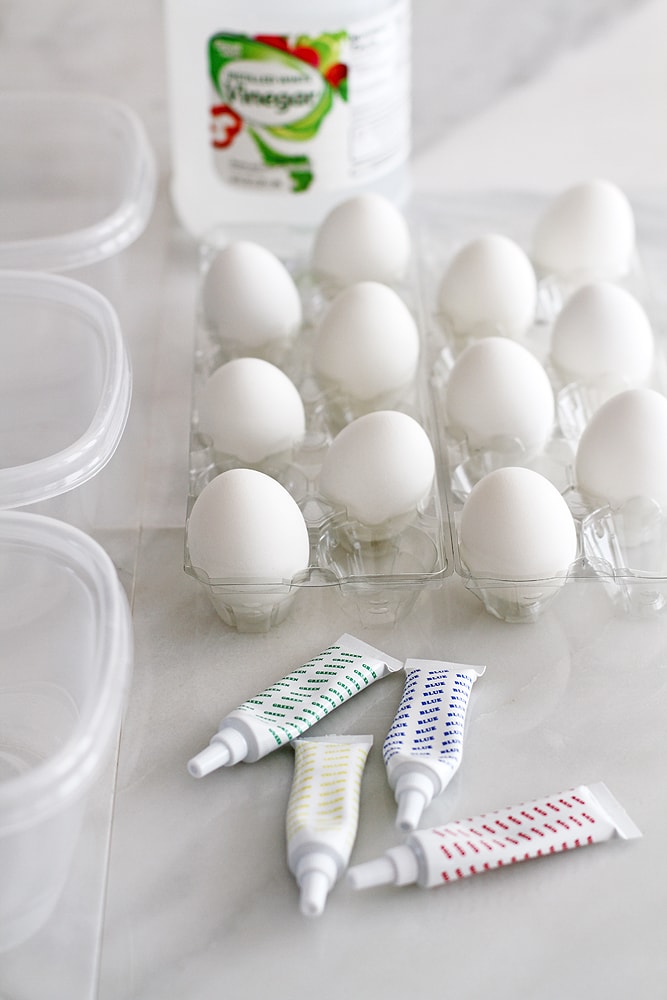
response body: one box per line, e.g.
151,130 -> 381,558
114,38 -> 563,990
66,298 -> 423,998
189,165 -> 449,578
0,92 -> 156,272
0,510 -> 133,956
0,271 -> 132,519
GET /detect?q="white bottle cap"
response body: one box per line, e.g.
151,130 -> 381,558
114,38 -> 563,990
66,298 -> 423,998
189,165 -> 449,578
394,770 -> 436,833
295,852 -> 339,917
347,844 -> 419,890
187,726 -> 249,777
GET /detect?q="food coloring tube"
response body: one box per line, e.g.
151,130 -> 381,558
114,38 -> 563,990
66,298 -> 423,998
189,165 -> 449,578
348,783 -> 641,892
286,735 -> 373,917
383,658 -> 485,832
188,634 -> 401,777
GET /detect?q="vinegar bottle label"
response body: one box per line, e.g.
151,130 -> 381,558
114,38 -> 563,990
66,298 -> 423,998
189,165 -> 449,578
206,0 -> 410,197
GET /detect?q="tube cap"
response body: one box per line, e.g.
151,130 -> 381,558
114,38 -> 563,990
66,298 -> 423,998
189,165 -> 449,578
394,770 -> 436,833
347,844 -> 419,890
396,787 -> 428,833
187,726 -> 249,777
299,869 -> 331,918
294,851 -> 339,917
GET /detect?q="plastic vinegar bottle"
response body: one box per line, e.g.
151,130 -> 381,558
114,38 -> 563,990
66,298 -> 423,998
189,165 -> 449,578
163,0 -> 411,237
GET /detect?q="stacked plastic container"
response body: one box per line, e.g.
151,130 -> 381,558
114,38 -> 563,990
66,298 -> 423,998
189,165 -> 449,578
0,91 -> 155,989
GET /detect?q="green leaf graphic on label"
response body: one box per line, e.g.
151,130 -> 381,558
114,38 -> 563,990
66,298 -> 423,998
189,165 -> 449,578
295,33 -> 348,97
265,85 -> 334,142
248,128 -> 314,192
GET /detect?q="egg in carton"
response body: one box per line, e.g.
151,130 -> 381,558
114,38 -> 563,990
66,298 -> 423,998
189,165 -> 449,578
415,185 -> 667,622
418,198 -> 576,507
184,195 -> 452,632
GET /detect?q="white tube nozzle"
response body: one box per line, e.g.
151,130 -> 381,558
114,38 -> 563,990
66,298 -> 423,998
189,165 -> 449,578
295,851 -> 338,918
348,844 -> 419,890
396,786 -> 428,833
394,770 -> 436,832
347,855 -> 397,890
299,869 -> 331,918
187,727 -> 249,777
187,742 -> 230,778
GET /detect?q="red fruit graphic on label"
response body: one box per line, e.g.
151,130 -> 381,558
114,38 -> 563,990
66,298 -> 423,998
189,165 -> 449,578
254,35 -> 290,52
292,45 -> 320,68
210,104 -> 243,148
325,63 -> 347,88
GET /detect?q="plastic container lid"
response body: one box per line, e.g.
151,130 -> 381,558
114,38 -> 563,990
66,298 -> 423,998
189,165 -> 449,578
0,510 -> 133,832
0,270 -> 132,509
0,91 -> 156,271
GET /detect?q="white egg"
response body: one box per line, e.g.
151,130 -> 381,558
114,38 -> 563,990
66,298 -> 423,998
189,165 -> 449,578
313,281 -> 419,403
319,410 -> 435,529
550,281 -> 653,387
459,466 -> 577,580
202,240 -> 302,348
312,193 -> 411,287
575,388 -> 667,509
437,233 -> 537,339
445,337 -> 554,454
187,468 -> 310,583
532,179 -> 635,282
198,358 -> 305,464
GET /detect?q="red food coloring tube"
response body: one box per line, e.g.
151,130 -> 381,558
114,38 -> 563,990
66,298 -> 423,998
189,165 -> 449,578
348,783 -> 641,891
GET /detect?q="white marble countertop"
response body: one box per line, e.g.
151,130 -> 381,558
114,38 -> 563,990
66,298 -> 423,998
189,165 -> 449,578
1,1 -> 667,997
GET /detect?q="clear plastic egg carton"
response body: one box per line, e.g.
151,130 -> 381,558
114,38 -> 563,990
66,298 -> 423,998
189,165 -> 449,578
185,221 -> 452,632
413,191 -> 667,621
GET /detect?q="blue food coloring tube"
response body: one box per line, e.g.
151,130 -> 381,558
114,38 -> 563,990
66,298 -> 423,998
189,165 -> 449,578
383,658 -> 485,832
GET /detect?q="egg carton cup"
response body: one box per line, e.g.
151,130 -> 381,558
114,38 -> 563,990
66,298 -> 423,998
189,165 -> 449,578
416,190 -> 651,353
414,192 -> 667,622
447,455 -> 667,625
418,200 -> 662,450
448,472 -> 667,623
184,483 -> 448,632
529,252 -> 648,324
185,223 -> 452,632
454,563 -> 579,625
195,221 -> 419,385
574,493 -> 667,617
414,191 -> 650,341
441,431 -> 667,626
